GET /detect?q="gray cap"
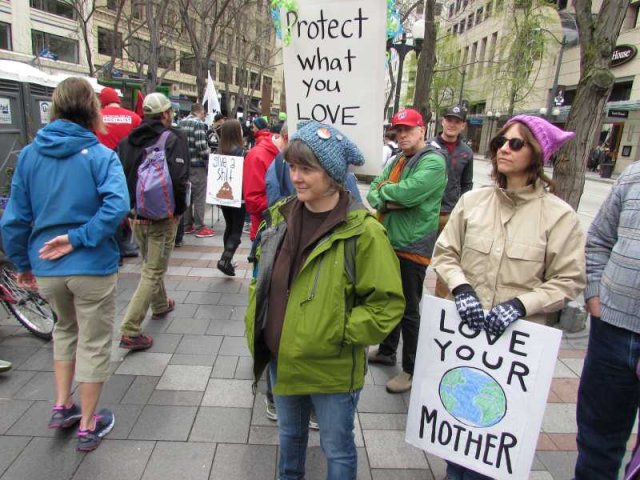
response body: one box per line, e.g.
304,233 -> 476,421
143,93 -> 172,115
444,105 -> 467,121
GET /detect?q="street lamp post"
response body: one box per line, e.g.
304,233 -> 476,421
535,27 -> 567,119
387,22 -> 424,115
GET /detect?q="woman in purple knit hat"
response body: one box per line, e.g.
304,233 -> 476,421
431,115 -> 587,479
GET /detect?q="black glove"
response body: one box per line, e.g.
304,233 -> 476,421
484,299 -> 526,337
453,284 -> 485,332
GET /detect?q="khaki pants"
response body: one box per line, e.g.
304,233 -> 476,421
37,274 -> 117,383
435,213 -> 451,299
120,218 -> 178,337
184,166 -> 207,229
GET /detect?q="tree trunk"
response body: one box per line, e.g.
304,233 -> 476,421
552,0 -> 630,209
412,0 -> 437,122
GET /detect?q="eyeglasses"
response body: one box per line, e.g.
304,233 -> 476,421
491,136 -> 528,151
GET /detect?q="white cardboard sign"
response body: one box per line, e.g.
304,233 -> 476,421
0,97 -> 11,124
206,154 -> 244,208
281,0 -> 386,177
406,296 -> 561,479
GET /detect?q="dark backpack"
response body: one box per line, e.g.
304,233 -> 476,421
135,130 -> 175,220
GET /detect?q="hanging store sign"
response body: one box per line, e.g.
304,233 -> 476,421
611,45 -> 637,68
608,109 -> 629,119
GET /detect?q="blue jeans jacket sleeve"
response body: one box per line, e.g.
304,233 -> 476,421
1,150 -> 33,272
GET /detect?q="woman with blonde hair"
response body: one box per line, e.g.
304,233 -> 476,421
1,77 -> 130,451
432,115 -> 586,479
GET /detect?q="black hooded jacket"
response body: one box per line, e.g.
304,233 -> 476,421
117,118 -> 190,217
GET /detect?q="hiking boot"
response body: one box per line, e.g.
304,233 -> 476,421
48,403 -> 82,429
217,258 -> 236,276
194,226 -> 215,238
0,359 -> 12,372
367,349 -> 396,366
265,397 -> 277,421
184,225 -> 196,235
386,372 -> 412,394
77,409 -> 115,452
309,410 -> 319,431
119,334 -> 153,350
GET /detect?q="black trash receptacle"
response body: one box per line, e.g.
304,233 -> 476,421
599,163 -> 614,178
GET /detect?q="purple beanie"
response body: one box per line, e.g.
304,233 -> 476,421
505,115 -> 575,164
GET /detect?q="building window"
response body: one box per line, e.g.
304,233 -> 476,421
131,0 -> 144,20
180,54 -> 196,75
220,63 -> 232,83
235,68 -> 248,88
128,38 -> 150,63
106,0 -> 120,10
476,8 -> 483,24
32,30 -> 78,63
0,22 -> 11,51
97,28 -> 122,58
609,80 -> 633,102
485,1 -> 493,20
30,0 -> 75,19
449,4 -> 454,17
250,72 -> 261,90
459,21 -> 465,34
467,14 -> 474,30
417,1 -> 424,15
158,46 -> 175,69
456,0 -> 461,12
209,60 -> 216,80
453,24 -> 458,35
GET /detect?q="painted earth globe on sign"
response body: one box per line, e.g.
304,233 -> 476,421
439,367 -> 507,428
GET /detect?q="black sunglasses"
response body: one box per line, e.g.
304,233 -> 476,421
491,136 -> 528,151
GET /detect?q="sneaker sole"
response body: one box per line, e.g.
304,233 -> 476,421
194,234 -> 215,238
119,342 -> 152,350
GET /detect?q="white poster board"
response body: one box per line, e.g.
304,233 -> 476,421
281,0 -> 386,177
406,296 -> 561,479
206,154 -> 244,208
39,101 -> 51,124
0,98 -> 11,124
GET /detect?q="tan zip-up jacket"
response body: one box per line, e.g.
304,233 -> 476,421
432,181 -> 586,325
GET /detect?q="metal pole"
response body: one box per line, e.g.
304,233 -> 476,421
546,35 -> 566,118
393,50 -> 406,114
459,68 -> 466,104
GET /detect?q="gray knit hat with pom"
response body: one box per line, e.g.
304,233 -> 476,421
290,121 -> 365,183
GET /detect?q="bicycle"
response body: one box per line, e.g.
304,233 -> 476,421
0,257 -> 56,340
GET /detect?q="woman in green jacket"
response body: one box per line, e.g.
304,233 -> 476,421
245,121 -> 405,480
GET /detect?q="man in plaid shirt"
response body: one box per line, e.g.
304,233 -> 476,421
178,104 -> 215,238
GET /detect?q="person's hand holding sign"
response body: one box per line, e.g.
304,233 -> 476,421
484,298 -> 526,337
452,284 -> 484,332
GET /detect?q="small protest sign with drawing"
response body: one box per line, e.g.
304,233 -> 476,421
406,296 -> 561,479
206,154 -> 244,208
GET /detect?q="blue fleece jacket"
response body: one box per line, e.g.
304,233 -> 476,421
1,120 -> 130,276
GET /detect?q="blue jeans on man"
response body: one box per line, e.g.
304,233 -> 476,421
575,315 -> 640,479
269,362 -> 360,480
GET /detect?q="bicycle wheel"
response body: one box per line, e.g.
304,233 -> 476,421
0,261 -> 56,340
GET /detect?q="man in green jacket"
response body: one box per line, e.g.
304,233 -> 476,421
367,108 -> 447,393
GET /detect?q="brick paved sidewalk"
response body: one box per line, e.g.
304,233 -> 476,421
0,215 -> 633,480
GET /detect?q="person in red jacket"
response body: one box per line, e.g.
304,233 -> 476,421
96,87 -> 141,150
97,87 -> 142,265
243,117 -> 279,240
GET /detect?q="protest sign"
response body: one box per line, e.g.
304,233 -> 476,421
206,154 -> 244,208
406,296 -> 561,479
280,0 -> 386,177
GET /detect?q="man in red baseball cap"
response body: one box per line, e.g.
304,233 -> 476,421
367,108 -> 448,394
96,87 -> 141,150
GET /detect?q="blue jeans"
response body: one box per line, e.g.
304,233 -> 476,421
446,461 -> 493,480
575,316 -> 640,479
269,362 -> 360,480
